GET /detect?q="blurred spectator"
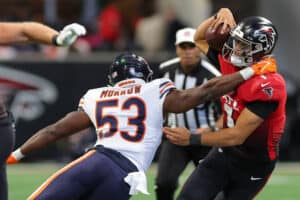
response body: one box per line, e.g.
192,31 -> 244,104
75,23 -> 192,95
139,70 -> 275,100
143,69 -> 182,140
164,7 -> 187,51
157,0 -> 211,28
95,0 -> 142,51
97,1 -> 122,50
44,0 -> 58,27
135,1 -> 187,52
134,14 -> 166,52
80,0 -> 99,29
137,0 -> 212,52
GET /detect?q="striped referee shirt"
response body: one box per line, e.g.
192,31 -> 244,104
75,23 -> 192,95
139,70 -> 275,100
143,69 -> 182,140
159,57 -> 221,133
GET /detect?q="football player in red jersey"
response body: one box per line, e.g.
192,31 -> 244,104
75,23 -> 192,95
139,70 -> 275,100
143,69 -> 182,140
163,8 -> 286,200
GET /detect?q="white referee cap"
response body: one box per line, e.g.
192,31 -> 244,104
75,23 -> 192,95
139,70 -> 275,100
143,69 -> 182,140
175,28 -> 196,45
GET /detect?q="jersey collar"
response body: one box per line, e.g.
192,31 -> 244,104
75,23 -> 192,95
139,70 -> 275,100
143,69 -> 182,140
115,78 -> 146,88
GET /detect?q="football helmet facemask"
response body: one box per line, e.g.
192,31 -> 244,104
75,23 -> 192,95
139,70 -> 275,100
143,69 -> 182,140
108,52 -> 153,85
222,16 -> 278,67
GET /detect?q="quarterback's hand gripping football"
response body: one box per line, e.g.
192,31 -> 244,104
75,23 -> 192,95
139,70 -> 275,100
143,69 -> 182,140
55,23 -> 86,46
6,148 -> 24,164
251,57 -> 277,75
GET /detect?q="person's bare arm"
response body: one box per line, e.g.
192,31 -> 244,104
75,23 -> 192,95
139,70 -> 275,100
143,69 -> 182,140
163,52 -> 278,114
0,22 -> 86,46
0,22 -> 58,44
194,8 -> 236,54
20,111 -> 92,155
164,108 -> 263,146
164,71 -> 245,113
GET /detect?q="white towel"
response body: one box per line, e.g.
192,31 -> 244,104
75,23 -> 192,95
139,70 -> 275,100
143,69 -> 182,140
124,171 -> 150,195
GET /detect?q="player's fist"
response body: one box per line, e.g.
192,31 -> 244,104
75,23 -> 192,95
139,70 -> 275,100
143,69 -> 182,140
55,23 -> 86,46
251,57 -> 277,75
6,154 -> 20,164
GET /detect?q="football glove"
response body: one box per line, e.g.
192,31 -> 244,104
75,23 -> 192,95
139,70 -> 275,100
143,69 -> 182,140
6,148 -> 24,164
55,23 -> 86,46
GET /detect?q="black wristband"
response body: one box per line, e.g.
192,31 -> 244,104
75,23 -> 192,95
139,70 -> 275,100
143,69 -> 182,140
52,35 -> 59,46
189,134 -> 201,146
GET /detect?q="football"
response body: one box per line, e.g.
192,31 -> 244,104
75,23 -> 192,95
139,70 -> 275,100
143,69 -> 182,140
205,23 -> 231,51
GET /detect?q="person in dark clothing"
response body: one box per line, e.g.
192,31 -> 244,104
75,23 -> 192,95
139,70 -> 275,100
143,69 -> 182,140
155,27 -> 222,200
164,8 -> 286,200
0,21 -> 86,200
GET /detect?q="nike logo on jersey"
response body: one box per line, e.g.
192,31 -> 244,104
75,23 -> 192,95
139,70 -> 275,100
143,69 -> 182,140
250,176 -> 262,181
261,82 -> 271,87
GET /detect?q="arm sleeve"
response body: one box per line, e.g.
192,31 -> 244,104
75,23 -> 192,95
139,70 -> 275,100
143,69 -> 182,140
246,101 -> 278,119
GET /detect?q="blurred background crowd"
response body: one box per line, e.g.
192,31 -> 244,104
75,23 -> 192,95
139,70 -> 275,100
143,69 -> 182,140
0,0 -> 263,54
1,0 -> 300,162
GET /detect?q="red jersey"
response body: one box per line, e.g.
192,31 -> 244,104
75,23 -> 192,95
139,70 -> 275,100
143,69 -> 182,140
218,56 -> 287,162
98,5 -> 122,42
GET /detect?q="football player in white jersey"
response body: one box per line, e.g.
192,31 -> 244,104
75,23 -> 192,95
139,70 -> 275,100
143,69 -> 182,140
7,52 -> 276,200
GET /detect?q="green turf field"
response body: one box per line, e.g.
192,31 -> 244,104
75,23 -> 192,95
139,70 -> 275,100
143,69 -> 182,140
7,162 -> 300,200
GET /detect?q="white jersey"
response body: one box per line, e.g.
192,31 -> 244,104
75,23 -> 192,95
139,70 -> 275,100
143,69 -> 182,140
79,78 -> 176,171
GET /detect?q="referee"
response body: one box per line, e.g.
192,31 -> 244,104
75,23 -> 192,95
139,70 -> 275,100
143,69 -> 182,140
155,28 -> 221,200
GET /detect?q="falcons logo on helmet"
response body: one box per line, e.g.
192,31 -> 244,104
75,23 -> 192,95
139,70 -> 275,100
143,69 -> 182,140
255,27 -> 276,53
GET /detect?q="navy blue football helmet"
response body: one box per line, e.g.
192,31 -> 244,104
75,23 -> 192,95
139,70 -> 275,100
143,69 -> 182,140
108,52 -> 153,85
222,16 -> 278,67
